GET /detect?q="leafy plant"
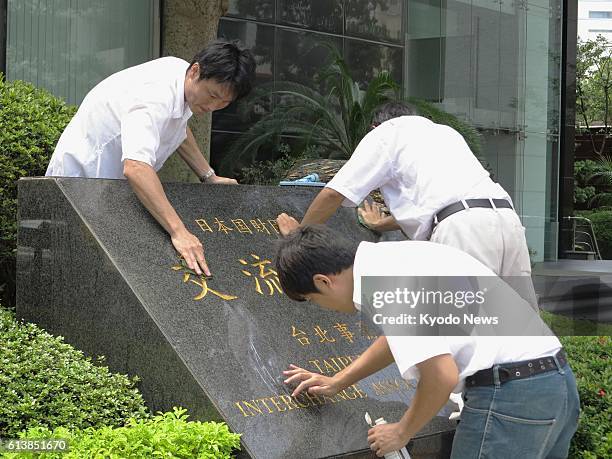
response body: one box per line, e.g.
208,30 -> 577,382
222,46 -> 398,176
574,160 -> 599,208
576,37 -> 612,154
0,75 -> 76,307
575,210 -> 612,259
559,334 -> 612,458
0,307 -> 148,437
223,44 -> 482,177
587,155 -> 612,207
4,408 -> 241,459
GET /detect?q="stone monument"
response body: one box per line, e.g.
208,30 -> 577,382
17,178 -> 455,458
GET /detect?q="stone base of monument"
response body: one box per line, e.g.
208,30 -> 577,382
17,178 -> 456,459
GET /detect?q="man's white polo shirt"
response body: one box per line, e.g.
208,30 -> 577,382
46,57 -> 192,179
326,116 -> 511,241
352,241 -> 562,392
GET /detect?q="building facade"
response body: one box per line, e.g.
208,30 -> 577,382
578,0 -> 612,40
0,0 -> 577,263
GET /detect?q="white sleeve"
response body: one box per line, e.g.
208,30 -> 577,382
120,103 -> 168,167
326,127 -> 394,207
386,336 -> 452,380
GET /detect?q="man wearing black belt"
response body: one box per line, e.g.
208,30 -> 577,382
277,102 -> 535,303
277,226 -> 580,458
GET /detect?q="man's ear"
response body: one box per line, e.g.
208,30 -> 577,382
312,274 -> 332,291
188,63 -> 200,79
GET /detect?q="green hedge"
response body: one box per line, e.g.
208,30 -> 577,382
0,308 -> 148,437
3,408 -> 241,459
575,210 -> 612,259
0,75 -> 76,306
561,335 -> 612,458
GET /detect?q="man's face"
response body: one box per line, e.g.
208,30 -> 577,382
303,269 -> 357,314
184,64 -> 235,115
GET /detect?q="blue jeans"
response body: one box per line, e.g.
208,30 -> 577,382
451,361 -> 580,458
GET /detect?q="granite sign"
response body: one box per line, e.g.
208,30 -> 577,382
17,178 -> 455,458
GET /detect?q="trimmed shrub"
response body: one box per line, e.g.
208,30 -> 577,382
574,160 -> 600,209
4,408 -> 241,459
0,308 -> 148,437
0,75 -> 76,306
576,210 -> 612,259
560,335 -> 612,458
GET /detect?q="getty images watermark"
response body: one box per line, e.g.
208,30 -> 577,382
360,276 -> 555,336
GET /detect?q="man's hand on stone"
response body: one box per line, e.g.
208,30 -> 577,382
276,213 -> 300,237
367,422 -> 411,458
171,229 -> 211,277
283,364 -> 340,397
206,175 -> 238,185
358,200 -> 385,230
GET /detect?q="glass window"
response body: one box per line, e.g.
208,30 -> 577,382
405,37 -> 441,101
345,39 -> 403,90
226,0 -> 274,22
6,0 -> 159,105
213,20 -> 275,132
276,29 -> 342,91
589,11 -> 612,19
278,0 -> 343,34
345,0 -> 403,43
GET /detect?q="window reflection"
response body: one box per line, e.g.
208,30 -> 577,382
213,20 -> 275,132
345,39 -> 403,90
276,29 -> 342,91
278,0 -> 343,33
226,0 -> 274,21
345,0 -> 403,43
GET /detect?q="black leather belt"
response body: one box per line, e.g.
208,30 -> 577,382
465,349 -> 567,388
435,199 -> 513,225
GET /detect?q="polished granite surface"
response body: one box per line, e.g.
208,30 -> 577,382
17,178 -> 455,459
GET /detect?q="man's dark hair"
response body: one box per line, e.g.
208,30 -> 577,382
190,39 -> 256,99
371,101 -> 419,128
275,225 -> 357,301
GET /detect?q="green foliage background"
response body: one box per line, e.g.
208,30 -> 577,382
3,408 -> 241,459
0,308 -> 148,438
0,75 -> 76,306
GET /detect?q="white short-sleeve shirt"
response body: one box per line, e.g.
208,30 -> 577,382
46,57 -> 193,179
352,241 -> 562,392
326,116 -> 511,240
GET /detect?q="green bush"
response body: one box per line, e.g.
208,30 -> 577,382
0,75 -> 76,306
3,408 -> 241,459
0,308 -> 148,437
575,210 -> 612,259
574,160 -> 600,209
560,335 -> 612,458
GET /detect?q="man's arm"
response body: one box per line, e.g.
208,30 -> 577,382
277,187 -> 346,236
123,159 -> 210,276
358,201 -> 402,232
367,354 -> 459,456
176,126 -> 237,185
283,336 -> 394,396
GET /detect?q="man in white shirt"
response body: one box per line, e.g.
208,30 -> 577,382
276,225 -> 579,458
277,102 -> 533,287
46,40 -> 255,276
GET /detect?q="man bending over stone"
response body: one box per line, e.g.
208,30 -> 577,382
276,102 -> 535,305
276,225 -> 579,458
47,40 -> 256,276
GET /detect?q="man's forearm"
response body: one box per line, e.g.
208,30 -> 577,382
334,336 -> 395,389
176,126 -> 213,179
301,187 -> 346,226
397,355 -> 458,440
123,160 -> 186,236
